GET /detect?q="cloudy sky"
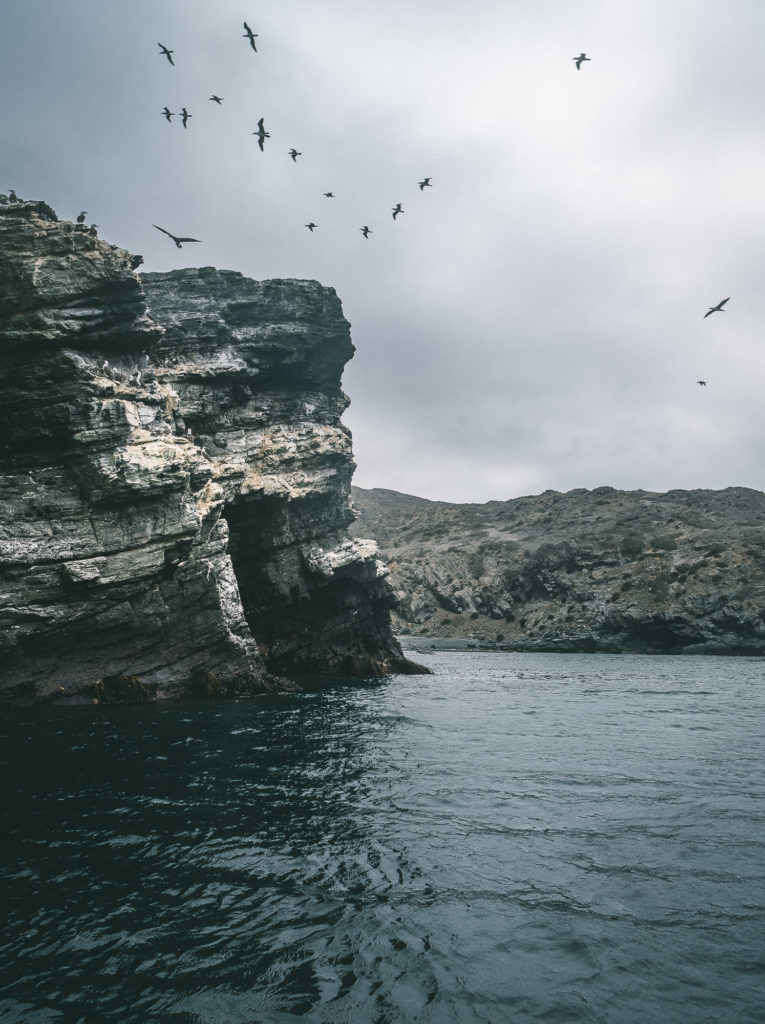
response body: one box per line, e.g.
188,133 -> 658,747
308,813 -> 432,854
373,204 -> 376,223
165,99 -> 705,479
2,0 -> 764,502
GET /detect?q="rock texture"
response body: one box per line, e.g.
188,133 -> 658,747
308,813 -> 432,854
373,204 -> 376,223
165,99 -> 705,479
351,485 -> 765,655
0,200 -> 417,706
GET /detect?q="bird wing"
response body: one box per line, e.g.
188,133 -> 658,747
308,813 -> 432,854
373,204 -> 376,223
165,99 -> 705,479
175,237 -> 201,243
153,225 -> 174,239
719,297 -> 730,307
258,136 -> 265,151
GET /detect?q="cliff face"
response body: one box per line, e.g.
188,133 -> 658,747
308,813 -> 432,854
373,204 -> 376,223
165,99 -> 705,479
351,485 -> 765,655
0,201 -> 417,706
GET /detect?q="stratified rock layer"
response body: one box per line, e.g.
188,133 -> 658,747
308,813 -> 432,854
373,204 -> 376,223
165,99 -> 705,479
0,201 -> 417,705
352,485 -> 765,655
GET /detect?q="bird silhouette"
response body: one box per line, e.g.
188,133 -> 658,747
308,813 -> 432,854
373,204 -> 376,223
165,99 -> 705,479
158,43 -> 174,66
697,380 -> 707,386
153,225 -> 201,248
89,224 -> 99,237
162,106 -> 174,122
209,95 -> 223,104
360,226 -> 372,238
703,297 -> 730,318
418,177 -> 432,190
254,117 -> 269,150
392,203 -> 404,220
76,211 -> 87,224
323,192 -> 335,198
305,222 -> 317,232
8,189 -> 18,202
288,149 -> 302,162
243,22 -> 258,51
180,107 -> 191,128
573,53 -> 590,69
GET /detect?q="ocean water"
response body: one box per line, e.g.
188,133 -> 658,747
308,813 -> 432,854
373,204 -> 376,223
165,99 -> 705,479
1,652 -> 764,1024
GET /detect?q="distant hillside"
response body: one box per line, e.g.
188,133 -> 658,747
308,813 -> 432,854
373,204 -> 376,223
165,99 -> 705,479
350,485 -> 765,655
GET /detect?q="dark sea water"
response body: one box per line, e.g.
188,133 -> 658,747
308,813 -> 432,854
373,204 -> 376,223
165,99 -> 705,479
2,652 -> 764,1024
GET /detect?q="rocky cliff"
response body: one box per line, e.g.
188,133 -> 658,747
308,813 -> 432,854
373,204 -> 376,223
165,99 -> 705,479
0,200 -> 418,706
351,485 -> 765,655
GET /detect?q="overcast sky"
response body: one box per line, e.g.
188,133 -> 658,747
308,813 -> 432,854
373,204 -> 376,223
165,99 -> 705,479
2,0 -> 764,502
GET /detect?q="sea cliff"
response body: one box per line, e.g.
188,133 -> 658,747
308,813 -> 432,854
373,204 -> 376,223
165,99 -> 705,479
0,200 -> 419,705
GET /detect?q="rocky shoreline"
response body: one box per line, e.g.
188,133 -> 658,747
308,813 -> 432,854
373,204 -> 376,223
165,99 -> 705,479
352,485 -> 765,656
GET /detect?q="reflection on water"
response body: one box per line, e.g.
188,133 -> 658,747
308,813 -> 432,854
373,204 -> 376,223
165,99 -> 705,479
2,653 -> 764,1023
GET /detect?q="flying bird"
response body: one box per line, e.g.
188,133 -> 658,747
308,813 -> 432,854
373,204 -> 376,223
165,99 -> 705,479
288,149 -> 302,162
180,107 -> 192,128
253,117 -> 269,150
703,297 -> 730,318
162,106 -> 174,122
418,177 -> 432,190
158,43 -> 174,66
697,380 -> 707,386
243,22 -> 258,51
153,225 -> 201,248
323,192 -> 335,198
392,203 -> 404,220
305,222 -> 317,232
76,211 -> 87,224
360,226 -> 372,238
209,95 -> 223,104
573,53 -> 591,69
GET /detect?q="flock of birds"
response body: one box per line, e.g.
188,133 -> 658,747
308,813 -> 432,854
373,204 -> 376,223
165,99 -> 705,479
152,23 -> 434,245
1,27 -> 730,392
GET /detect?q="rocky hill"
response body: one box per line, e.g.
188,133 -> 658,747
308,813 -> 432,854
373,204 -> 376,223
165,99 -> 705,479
0,199 -> 420,706
350,485 -> 765,655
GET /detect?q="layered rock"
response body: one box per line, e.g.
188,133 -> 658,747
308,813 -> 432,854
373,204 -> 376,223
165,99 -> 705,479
351,485 -> 765,655
0,201 -> 418,705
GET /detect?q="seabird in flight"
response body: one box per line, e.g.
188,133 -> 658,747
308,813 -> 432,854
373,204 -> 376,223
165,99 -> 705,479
418,177 -> 432,190
180,107 -> 192,128
162,106 -> 174,122
697,380 -> 707,386
209,95 -> 223,104
703,297 -> 730,318
392,203 -> 404,220
360,226 -> 372,238
288,149 -> 302,162
158,43 -> 175,66
243,22 -> 258,51
254,117 -> 269,150
323,192 -> 335,198
153,225 -> 201,248
573,53 -> 591,69
305,222 -> 317,232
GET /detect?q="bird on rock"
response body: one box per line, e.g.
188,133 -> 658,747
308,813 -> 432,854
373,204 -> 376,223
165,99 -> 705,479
153,225 -> 201,248
243,22 -> 258,51
162,106 -> 174,122
360,226 -> 372,238
392,203 -> 404,220
703,297 -> 730,318
158,43 -> 174,66
418,177 -> 432,190
76,211 -> 87,224
573,53 -> 590,69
